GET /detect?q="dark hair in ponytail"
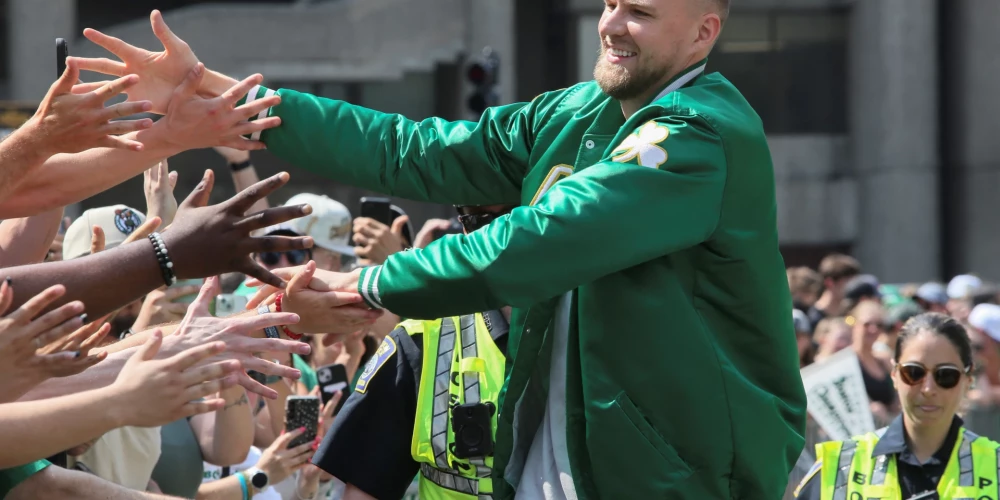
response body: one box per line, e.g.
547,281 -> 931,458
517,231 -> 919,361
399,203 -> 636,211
895,312 -> 973,368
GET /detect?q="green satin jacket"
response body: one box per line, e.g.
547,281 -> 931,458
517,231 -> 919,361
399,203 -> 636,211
244,60 -> 807,499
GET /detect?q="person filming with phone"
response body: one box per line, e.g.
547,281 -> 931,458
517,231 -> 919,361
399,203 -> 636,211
794,313 -> 1000,500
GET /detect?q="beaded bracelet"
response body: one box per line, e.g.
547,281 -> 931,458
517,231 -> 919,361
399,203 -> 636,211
147,232 -> 176,286
274,293 -> 303,340
256,304 -> 282,339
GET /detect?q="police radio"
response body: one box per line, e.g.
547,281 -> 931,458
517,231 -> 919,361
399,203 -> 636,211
451,401 -> 495,459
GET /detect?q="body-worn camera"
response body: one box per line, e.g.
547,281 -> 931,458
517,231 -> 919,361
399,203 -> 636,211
451,402 -> 495,459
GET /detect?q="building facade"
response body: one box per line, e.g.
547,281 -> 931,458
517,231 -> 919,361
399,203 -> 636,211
4,0 -> 998,282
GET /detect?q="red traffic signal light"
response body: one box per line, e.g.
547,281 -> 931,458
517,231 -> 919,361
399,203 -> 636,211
467,63 -> 488,84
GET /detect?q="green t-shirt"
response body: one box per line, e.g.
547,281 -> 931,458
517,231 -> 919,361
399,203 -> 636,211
0,460 -> 50,497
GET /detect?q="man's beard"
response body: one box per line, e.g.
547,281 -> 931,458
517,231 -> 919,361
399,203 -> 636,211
594,47 -> 672,101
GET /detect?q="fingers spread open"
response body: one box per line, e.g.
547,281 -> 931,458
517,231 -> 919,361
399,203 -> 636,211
239,356 -> 302,380
179,169 -> 215,209
236,204 -> 311,232
237,371 -> 278,400
168,340 -> 226,371
8,285 -> 66,324
83,28 -> 144,61
239,259 -> 287,290
74,57 -> 126,78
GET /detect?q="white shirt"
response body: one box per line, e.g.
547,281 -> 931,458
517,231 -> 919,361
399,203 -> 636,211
516,292 -> 578,499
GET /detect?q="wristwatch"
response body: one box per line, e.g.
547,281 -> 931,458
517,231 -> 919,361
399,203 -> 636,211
244,467 -> 269,493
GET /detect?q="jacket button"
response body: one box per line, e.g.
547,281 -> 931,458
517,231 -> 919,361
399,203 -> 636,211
585,140 -> 595,149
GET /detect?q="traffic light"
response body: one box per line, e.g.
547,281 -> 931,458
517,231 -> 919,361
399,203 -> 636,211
465,48 -> 500,117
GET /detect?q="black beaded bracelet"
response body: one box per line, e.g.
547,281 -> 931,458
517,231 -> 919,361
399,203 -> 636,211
148,232 -> 177,286
229,159 -> 252,172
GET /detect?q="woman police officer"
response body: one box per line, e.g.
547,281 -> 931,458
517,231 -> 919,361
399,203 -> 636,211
795,312 -> 1000,499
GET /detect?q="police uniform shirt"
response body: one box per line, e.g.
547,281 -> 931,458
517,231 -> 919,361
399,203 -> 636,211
312,311 -> 509,500
796,416 -> 963,499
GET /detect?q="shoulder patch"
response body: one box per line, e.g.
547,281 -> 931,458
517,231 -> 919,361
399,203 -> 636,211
793,460 -> 822,498
354,336 -> 397,394
611,121 -> 670,169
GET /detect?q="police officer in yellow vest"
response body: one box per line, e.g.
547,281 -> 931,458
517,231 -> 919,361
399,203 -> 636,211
313,204 -> 515,500
795,313 -> 1000,500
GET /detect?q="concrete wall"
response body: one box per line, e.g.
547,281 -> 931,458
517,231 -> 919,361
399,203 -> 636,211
944,0 -> 1000,280
8,0 -> 75,101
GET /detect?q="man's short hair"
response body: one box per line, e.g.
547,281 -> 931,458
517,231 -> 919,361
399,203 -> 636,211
818,253 -> 862,281
787,267 -> 823,298
707,0 -> 730,24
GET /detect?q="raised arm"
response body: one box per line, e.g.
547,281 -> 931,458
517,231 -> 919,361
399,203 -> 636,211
75,11 -> 574,205
0,63 -> 278,219
0,208 -> 65,266
255,116 -> 727,319
0,171 -> 310,320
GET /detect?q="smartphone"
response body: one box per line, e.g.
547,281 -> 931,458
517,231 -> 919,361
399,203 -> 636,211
214,294 -> 248,317
285,396 -> 321,448
315,363 -> 349,414
56,38 -> 69,77
359,196 -> 393,227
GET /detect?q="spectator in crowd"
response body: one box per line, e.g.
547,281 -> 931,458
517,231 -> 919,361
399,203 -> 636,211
967,304 -> 1000,405
795,313 -> 1000,500
913,282 -> 949,314
842,274 -> 882,313
788,266 -> 823,313
812,316 -> 852,364
807,253 -> 862,329
793,309 -> 814,368
873,301 -> 922,363
947,274 -> 982,322
846,301 -> 898,424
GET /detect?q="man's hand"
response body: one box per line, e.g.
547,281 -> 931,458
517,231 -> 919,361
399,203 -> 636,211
353,216 -> 408,265
78,10 -> 201,114
0,282 -> 103,403
252,261 -> 382,336
162,170 -> 314,289
23,57 -> 153,157
105,329 -> 240,428
163,276 -> 312,400
144,158 -> 178,227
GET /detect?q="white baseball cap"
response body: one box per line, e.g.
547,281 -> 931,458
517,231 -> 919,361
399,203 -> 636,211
283,193 -> 355,256
948,274 -> 983,300
969,303 -> 1000,342
63,205 -> 146,260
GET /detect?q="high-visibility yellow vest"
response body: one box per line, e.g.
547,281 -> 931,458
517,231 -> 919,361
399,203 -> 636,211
401,313 -> 506,500
815,427 -> 1000,499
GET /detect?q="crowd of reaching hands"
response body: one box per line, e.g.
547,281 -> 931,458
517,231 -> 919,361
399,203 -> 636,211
0,9 -> 417,500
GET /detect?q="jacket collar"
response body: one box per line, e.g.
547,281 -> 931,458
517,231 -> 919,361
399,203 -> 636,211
644,58 -> 709,107
871,414 -> 964,466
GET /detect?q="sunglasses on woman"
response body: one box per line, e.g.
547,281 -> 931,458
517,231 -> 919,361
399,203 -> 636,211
897,362 -> 969,389
257,249 -> 313,267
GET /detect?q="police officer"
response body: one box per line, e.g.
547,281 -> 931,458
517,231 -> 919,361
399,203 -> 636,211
312,204 -> 515,500
795,313 -> 1000,499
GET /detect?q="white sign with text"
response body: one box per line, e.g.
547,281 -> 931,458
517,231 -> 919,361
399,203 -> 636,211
800,348 -> 876,441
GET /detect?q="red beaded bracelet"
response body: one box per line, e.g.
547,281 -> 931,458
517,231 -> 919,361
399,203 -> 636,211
274,293 -> 303,341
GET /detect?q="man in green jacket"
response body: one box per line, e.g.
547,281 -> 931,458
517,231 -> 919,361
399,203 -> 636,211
79,0 -> 806,497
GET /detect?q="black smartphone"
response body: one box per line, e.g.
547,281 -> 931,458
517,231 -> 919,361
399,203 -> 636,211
285,396 -> 320,448
359,196 -> 393,227
315,363 -> 349,414
433,218 -> 465,239
56,38 -> 69,77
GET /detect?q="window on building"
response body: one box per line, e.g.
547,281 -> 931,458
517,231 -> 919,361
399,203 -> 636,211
708,9 -> 848,134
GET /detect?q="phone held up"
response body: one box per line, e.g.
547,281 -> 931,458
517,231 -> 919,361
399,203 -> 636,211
359,196 -> 394,228
285,396 -> 320,448
315,363 -> 349,415
56,38 -> 68,77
